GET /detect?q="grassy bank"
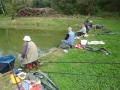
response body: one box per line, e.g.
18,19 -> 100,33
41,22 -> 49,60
0,15 -> 120,90
39,17 -> 120,90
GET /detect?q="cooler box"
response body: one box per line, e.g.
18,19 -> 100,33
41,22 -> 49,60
21,80 -> 40,90
0,55 -> 15,73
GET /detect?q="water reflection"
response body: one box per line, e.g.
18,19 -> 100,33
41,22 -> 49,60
0,28 -> 65,57
0,47 -> 49,58
0,50 -> 3,57
37,47 -> 48,57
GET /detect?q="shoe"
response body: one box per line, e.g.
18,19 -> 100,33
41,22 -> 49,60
76,36 -> 80,39
63,49 -> 68,53
69,45 -> 72,48
19,66 -> 24,69
74,37 -> 77,39
39,62 -> 43,65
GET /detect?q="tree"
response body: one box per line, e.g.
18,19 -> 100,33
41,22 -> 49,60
2,0 -> 33,19
76,0 -> 99,15
1,0 -> 120,17
32,0 -> 50,8
0,0 -> 5,14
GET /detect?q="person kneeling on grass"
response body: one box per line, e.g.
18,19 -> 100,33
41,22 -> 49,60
61,27 -> 75,52
75,24 -> 86,39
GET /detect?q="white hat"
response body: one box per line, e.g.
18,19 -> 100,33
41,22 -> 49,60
68,27 -> 72,31
23,36 -> 31,41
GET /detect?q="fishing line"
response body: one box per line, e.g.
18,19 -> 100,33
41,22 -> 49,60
43,71 -> 120,78
38,61 -> 120,65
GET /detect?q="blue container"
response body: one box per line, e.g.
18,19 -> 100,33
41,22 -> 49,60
0,55 -> 15,73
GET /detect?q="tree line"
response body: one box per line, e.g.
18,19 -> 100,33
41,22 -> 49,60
0,0 -> 120,17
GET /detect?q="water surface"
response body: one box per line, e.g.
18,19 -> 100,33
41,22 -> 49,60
0,28 -> 66,57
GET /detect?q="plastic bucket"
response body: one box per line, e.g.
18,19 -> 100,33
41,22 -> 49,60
81,40 -> 87,45
8,73 -> 21,84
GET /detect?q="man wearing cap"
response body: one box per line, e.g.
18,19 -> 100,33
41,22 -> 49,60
88,21 -> 93,28
61,27 -> 75,51
18,36 -> 38,68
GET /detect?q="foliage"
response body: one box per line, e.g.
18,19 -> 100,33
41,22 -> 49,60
3,3 -> 14,15
0,0 -> 120,17
0,0 -> 4,14
2,0 -> 32,19
31,0 -> 50,8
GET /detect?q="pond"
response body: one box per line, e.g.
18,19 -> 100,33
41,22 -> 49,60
0,28 -> 66,57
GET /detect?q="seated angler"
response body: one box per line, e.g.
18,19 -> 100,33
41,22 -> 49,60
75,24 -> 86,39
88,20 -> 93,28
18,36 -> 38,69
61,27 -> 75,51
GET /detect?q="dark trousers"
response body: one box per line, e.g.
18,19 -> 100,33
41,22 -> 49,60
75,32 -> 85,37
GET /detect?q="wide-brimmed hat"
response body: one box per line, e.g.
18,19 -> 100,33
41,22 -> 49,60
23,36 -> 31,41
67,27 -> 72,31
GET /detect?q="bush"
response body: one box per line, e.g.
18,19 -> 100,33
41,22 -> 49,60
4,3 -> 15,15
96,11 -> 120,18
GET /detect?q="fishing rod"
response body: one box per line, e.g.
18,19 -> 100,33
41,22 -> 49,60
43,71 -> 120,79
38,61 -> 120,65
8,62 -> 20,90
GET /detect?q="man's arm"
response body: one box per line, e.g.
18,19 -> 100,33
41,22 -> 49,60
64,33 -> 69,40
21,42 -> 28,58
78,28 -> 84,32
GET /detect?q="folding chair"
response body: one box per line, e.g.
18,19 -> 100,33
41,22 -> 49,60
24,60 -> 38,72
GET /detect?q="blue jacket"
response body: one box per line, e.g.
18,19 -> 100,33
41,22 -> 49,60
67,31 -> 75,45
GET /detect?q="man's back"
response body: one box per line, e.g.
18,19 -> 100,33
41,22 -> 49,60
23,41 -> 38,64
68,31 -> 75,45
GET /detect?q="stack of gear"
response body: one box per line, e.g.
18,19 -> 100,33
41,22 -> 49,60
97,30 -> 118,35
14,71 -> 59,90
82,45 -> 111,55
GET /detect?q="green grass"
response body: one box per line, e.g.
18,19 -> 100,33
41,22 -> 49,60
0,16 -> 83,30
0,15 -> 120,90
42,49 -> 120,90
40,17 -> 120,90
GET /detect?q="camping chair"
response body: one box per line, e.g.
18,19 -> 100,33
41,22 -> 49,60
24,60 -> 38,72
